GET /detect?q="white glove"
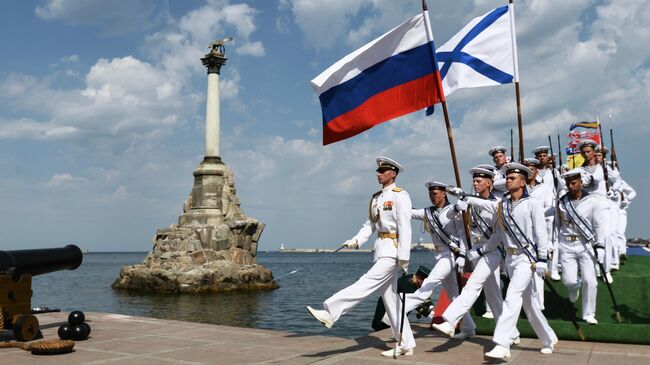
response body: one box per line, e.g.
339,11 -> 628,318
447,187 -> 464,196
455,256 -> 465,274
455,200 -> 468,212
534,261 -> 547,277
398,260 -> 409,274
595,246 -> 605,264
342,239 -> 359,249
466,249 -> 480,263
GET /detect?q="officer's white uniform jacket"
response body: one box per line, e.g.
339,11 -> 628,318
466,194 -> 548,262
352,183 -> 412,262
536,168 -> 556,191
556,191 -> 606,247
412,202 -> 467,254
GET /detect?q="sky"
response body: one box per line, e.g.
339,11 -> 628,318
1,0 -> 648,252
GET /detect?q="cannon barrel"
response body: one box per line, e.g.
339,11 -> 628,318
0,244 -> 83,278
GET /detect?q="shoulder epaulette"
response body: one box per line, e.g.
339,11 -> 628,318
392,187 -> 403,192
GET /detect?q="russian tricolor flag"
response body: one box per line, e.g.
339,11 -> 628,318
311,12 -> 445,145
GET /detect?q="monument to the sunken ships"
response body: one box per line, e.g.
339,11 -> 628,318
112,39 -> 277,293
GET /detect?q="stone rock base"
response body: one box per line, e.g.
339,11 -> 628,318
111,256 -> 278,293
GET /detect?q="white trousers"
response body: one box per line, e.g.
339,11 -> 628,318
603,199 -> 620,268
617,209 -> 628,256
323,257 -> 416,350
443,250 -> 520,340
404,251 -> 475,333
560,239 -> 598,318
550,235 -> 560,275
492,254 -> 557,349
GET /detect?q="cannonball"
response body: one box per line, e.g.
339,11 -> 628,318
68,311 -> 85,325
71,324 -> 89,341
80,322 -> 91,336
58,324 -> 72,340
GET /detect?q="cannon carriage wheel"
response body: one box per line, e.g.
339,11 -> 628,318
13,314 -> 40,342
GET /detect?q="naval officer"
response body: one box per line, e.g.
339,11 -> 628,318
448,163 -> 557,359
306,157 -> 416,357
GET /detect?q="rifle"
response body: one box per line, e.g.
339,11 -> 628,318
510,129 -> 514,162
597,115 -> 610,192
610,129 -> 619,171
557,134 -> 563,169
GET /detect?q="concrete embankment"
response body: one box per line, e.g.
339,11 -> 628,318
2,312 -> 649,364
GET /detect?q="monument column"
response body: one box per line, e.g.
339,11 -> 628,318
201,45 -> 228,160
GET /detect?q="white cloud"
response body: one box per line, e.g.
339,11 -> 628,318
35,0 -> 160,35
47,173 -> 86,188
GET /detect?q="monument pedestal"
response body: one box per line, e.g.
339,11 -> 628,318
112,158 -> 278,293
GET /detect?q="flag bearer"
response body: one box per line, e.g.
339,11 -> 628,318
556,169 -> 606,325
306,157 -> 416,357
431,167 -> 520,343
448,163 -> 557,359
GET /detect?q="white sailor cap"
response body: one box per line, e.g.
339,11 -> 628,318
561,168 -> 583,181
425,181 -> 448,190
532,145 -> 550,155
488,145 -> 507,157
476,163 -> 498,172
577,139 -> 598,150
596,145 -> 609,154
469,167 -> 495,179
501,162 -> 532,177
523,158 -> 541,167
376,156 -> 403,173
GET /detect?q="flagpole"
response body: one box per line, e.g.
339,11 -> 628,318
508,0 -> 524,162
422,0 -> 472,256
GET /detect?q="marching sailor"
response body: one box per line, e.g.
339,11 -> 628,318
400,181 -> 476,338
523,157 -> 557,292
578,140 -> 620,282
431,167 -> 520,344
556,169 -> 606,325
448,163 -> 558,359
532,146 -> 556,190
489,146 -> 509,197
306,157 -> 416,357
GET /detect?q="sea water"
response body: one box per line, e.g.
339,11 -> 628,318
31,251 -> 439,339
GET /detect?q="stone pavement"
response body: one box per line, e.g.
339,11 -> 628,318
1,312 -> 649,364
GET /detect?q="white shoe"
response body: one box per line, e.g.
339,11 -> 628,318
306,306 -> 333,328
551,272 -> 561,281
482,311 -> 494,319
540,338 -> 558,354
381,346 -> 414,357
584,315 -> 598,325
431,321 -> 455,338
605,272 -> 614,284
485,345 -> 511,359
452,330 -> 475,340
611,263 -> 619,271
569,288 -> 580,303
510,337 -> 520,345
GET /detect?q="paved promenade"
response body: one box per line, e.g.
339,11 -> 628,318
1,312 -> 649,364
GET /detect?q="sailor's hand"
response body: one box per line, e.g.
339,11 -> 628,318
595,246 -> 605,264
534,261 -> 548,277
398,260 -> 409,274
455,200 -> 468,212
455,256 -> 466,274
466,249 -> 481,263
606,189 -> 620,201
620,199 -> 629,209
447,187 -> 464,196
342,239 -> 359,249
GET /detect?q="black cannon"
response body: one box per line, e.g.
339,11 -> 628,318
0,244 -> 83,341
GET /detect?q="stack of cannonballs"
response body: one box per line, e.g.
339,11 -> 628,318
58,311 -> 91,341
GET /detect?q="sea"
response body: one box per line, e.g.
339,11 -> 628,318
31,251 -> 439,339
